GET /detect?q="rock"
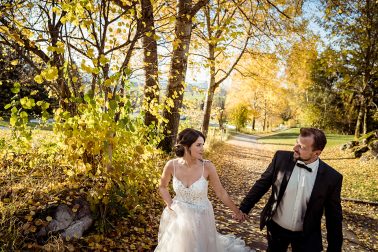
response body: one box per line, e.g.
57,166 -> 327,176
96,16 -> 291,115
36,198 -> 93,243
368,140 -> 378,158
365,130 -> 378,143
62,215 -> 93,240
36,226 -> 47,237
73,198 -> 91,220
340,143 -> 348,151
353,146 -> 369,158
342,141 -> 359,151
48,205 -> 74,232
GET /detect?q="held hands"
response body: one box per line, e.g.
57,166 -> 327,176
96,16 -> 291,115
232,209 -> 248,222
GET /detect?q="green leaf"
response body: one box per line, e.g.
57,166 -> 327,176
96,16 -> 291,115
42,111 -> 50,121
109,100 -> 117,110
30,90 -> 39,96
84,94 -> 92,103
11,82 -> 20,94
9,116 -> 17,126
20,111 -> 28,119
20,97 -> 35,109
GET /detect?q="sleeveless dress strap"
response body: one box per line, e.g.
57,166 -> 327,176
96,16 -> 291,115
173,159 -> 177,177
202,160 -> 206,176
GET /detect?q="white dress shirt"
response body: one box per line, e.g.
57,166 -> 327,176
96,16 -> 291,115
272,159 -> 319,231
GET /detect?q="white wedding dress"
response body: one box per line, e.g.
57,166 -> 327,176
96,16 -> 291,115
155,160 -> 253,252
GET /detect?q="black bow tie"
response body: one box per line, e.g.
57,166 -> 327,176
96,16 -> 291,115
296,162 -> 312,172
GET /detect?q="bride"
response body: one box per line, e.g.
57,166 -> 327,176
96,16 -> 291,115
155,128 -> 253,252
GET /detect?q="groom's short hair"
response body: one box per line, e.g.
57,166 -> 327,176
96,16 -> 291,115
300,128 -> 327,151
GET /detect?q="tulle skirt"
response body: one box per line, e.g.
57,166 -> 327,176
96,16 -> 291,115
155,200 -> 253,252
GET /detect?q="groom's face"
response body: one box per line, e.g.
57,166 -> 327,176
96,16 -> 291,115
293,135 -> 320,163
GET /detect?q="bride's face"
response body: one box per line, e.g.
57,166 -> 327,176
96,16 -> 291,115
188,136 -> 205,159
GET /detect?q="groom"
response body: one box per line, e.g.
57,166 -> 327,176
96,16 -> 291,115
239,128 -> 343,251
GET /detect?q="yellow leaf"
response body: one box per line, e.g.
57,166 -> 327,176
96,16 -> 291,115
41,67 -> 59,82
11,59 -> 19,65
35,219 -> 43,226
29,225 -> 37,233
34,74 -> 43,84
46,216 -> 53,222
99,54 -> 109,66
87,48 -> 94,58
47,46 -> 55,52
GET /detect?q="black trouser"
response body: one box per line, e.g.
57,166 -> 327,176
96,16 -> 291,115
266,221 -> 306,252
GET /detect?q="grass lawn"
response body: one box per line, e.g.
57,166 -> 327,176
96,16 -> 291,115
0,120 -> 9,127
257,128 -> 355,147
0,120 -> 53,130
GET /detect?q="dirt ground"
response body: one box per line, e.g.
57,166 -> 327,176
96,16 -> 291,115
207,137 -> 378,251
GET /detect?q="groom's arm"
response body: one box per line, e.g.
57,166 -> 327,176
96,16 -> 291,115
239,151 -> 279,214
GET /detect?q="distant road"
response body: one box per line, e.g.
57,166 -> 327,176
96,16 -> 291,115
228,132 -> 259,143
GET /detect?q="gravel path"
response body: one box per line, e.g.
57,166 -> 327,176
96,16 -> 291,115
207,134 -> 378,251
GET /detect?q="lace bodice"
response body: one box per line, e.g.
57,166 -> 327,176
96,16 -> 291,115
172,160 -> 210,207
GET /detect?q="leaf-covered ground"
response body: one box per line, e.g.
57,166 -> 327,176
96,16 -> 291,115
206,138 -> 378,251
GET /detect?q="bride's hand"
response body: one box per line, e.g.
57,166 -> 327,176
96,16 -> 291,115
232,210 -> 247,222
168,203 -> 176,212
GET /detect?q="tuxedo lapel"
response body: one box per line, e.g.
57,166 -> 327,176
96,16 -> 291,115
276,154 -> 297,207
304,159 -> 327,220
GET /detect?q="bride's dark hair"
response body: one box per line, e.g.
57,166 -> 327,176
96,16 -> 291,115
174,128 -> 206,157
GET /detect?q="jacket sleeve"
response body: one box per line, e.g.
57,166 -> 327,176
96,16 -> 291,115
239,151 -> 278,214
325,174 -> 343,252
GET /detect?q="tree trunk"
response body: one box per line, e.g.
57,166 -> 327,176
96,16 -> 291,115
202,88 -> 215,136
263,99 -> 267,131
160,0 -> 195,152
202,44 -> 216,137
218,109 -> 224,130
363,99 -> 368,134
354,98 -> 365,139
141,0 -> 159,126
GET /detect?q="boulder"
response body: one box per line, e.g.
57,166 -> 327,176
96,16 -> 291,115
341,141 -> 359,151
353,146 -> 369,158
48,205 -> 74,232
62,216 -> 93,240
36,198 -> 93,242
368,140 -> 378,158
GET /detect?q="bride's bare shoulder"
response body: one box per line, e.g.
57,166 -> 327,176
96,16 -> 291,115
202,160 -> 216,173
164,159 -> 178,171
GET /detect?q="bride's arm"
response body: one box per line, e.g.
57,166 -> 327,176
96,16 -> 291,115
158,160 -> 174,209
207,161 -> 244,219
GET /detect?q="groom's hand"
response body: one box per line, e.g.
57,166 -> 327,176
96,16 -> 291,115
232,210 -> 248,222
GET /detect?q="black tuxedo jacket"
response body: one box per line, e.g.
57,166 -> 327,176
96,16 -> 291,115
240,150 -> 343,252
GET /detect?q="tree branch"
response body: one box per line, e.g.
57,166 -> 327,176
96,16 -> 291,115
264,0 -> 291,19
215,30 -> 250,86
